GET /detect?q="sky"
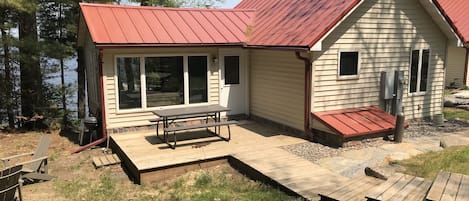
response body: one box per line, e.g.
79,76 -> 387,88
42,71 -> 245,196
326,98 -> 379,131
217,0 -> 240,8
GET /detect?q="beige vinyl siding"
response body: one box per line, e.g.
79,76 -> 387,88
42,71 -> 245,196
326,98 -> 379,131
312,0 -> 447,120
445,46 -> 466,87
250,50 -> 304,130
102,47 -> 221,129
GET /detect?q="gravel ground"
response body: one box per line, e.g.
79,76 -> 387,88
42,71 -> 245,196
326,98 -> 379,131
282,120 -> 469,163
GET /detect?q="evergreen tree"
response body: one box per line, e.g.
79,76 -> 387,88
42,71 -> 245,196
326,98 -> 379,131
38,0 -> 77,127
18,0 -> 43,119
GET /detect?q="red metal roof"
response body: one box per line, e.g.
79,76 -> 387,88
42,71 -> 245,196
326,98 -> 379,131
312,106 -> 400,138
80,3 -> 255,45
235,0 -> 361,48
434,0 -> 469,44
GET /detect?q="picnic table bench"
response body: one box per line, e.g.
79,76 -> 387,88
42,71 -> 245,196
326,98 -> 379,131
152,105 -> 238,149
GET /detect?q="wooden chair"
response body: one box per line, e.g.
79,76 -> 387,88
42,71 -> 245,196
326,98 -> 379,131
0,165 -> 23,201
0,135 -> 53,182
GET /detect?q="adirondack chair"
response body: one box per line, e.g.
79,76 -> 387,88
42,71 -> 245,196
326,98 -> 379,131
0,165 -> 23,201
0,135 -> 53,182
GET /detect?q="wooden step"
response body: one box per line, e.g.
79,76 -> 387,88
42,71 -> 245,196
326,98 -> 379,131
93,154 -> 121,168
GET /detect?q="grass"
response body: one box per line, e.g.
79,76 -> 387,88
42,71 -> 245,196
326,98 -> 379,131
443,107 -> 469,121
55,167 -> 302,201
396,146 -> 469,179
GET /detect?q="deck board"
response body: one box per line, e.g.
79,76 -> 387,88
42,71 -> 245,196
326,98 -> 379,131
366,173 -> 431,201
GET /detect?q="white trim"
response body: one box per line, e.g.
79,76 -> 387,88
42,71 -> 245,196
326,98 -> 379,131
419,0 -> 464,47
114,54 -> 211,114
337,50 -> 361,80
408,48 -> 431,95
310,0 -> 365,51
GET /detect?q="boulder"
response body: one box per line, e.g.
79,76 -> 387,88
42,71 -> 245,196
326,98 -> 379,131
440,135 -> 469,148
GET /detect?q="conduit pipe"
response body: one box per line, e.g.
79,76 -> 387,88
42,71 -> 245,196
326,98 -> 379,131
72,48 -> 107,154
295,51 -> 313,139
464,48 -> 469,86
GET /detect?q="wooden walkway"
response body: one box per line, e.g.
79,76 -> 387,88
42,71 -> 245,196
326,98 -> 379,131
426,172 -> 469,201
365,173 -> 431,201
319,176 -> 385,201
233,148 -> 348,200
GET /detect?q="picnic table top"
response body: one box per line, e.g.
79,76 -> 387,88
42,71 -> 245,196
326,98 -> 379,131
152,104 -> 230,117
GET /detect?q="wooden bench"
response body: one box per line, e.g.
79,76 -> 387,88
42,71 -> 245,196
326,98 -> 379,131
426,171 -> 469,201
163,120 -> 238,149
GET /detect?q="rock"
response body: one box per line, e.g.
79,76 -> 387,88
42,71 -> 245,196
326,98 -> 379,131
456,105 -> 469,111
444,100 -> 456,107
440,135 -> 469,148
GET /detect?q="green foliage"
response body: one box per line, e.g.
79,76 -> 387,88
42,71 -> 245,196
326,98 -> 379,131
443,107 -> 469,121
397,146 -> 469,179
164,170 -> 302,201
56,173 -> 123,201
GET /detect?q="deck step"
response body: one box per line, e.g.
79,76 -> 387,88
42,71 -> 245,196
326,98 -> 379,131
93,154 -> 121,168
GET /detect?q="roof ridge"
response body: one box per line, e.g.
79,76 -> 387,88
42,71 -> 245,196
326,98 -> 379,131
79,3 -> 256,12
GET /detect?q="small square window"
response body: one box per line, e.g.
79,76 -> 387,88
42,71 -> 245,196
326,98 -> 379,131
339,51 -> 360,79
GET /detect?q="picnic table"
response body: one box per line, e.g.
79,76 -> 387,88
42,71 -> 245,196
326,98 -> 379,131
152,104 -> 237,149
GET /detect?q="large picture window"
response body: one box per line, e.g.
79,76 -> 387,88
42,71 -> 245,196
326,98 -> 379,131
409,49 -> 430,93
145,57 -> 184,107
116,55 -> 209,111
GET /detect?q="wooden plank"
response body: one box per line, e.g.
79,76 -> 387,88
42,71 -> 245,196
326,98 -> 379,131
403,180 -> 432,201
366,173 -> 405,200
93,157 -> 103,167
320,115 -> 357,135
388,177 -> 424,201
427,171 -> 451,201
321,176 -> 368,197
441,173 -> 463,201
332,177 -> 373,201
335,113 -> 371,133
378,174 -> 414,200
326,177 -> 369,200
455,175 -> 469,201
342,177 -> 384,201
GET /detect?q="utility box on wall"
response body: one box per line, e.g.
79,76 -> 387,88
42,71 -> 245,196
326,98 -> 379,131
380,71 -> 395,100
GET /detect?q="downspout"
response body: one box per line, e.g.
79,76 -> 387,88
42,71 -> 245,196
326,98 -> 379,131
72,48 -> 107,154
295,51 -> 313,139
464,48 -> 469,86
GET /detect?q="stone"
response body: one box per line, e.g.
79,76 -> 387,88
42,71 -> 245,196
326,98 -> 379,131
440,135 -> 469,148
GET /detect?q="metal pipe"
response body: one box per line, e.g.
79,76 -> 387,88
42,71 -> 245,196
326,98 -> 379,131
464,48 -> 469,86
295,51 -> 313,139
72,48 -> 107,154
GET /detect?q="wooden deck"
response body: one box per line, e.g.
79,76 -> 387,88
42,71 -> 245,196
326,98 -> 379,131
426,171 -> 469,201
233,147 -> 348,200
110,122 -> 306,184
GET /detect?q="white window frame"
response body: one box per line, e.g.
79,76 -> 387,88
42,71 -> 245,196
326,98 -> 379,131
337,50 -> 361,80
408,49 -> 431,96
114,54 -> 211,113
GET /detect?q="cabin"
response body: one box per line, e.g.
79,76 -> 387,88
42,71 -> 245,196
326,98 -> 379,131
434,0 -> 469,88
77,0 -> 462,146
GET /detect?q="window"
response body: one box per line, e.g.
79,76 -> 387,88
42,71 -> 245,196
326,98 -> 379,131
116,55 -> 209,111
145,57 -> 184,107
117,57 -> 141,109
409,49 -> 430,93
224,56 -> 240,85
338,51 -> 360,79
